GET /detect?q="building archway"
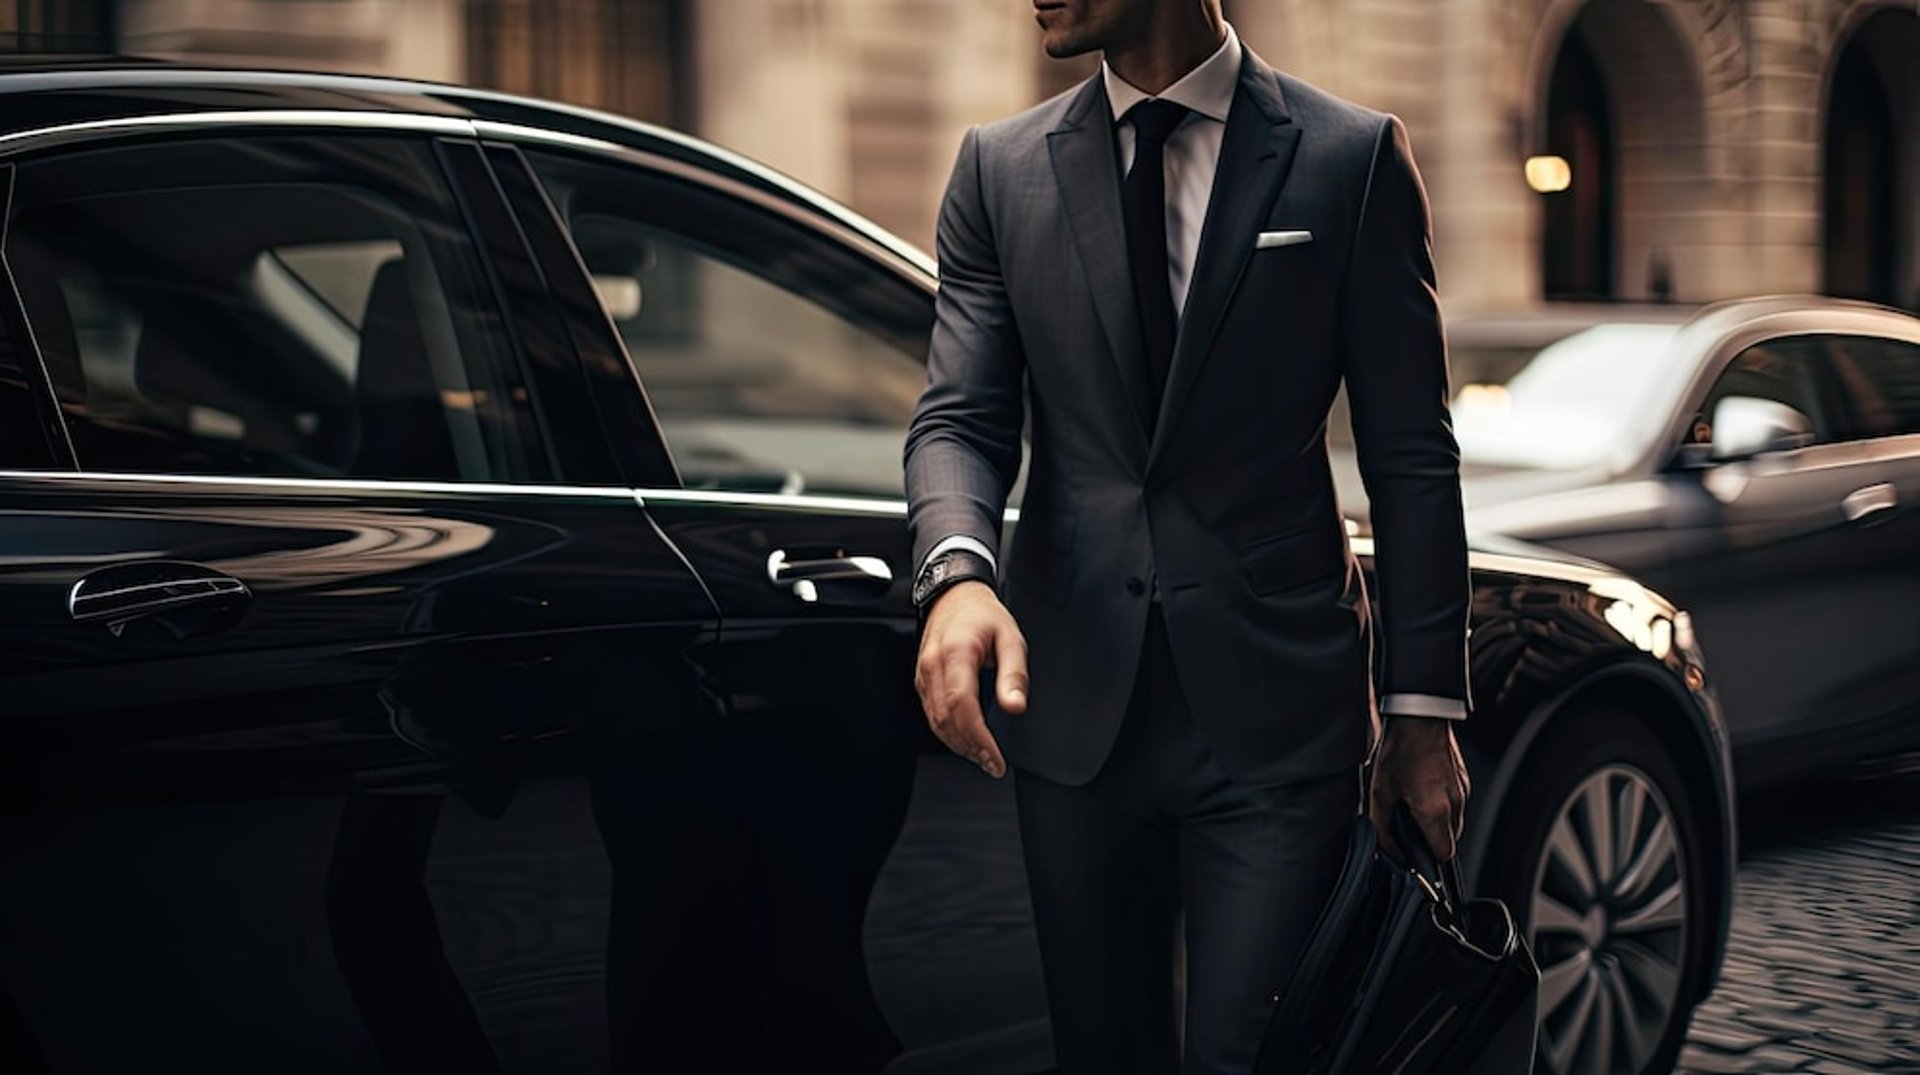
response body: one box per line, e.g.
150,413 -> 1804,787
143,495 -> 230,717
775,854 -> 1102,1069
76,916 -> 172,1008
1536,0 -> 1708,303
1542,21 -> 1614,299
1823,6 -> 1919,310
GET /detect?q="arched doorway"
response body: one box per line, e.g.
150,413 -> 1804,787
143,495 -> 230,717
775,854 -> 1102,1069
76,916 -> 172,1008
1542,22 -> 1614,300
1536,0 -> 1707,303
1824,8 -> 1919,310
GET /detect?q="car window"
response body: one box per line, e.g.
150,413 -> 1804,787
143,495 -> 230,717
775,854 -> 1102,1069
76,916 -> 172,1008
1450,324 -> 1680,471
1825,335 -> 1920,440
2,135 -> 552,483
1689,338 -> 1845,448
524,150 -> 931,499
0,319 -> 54,470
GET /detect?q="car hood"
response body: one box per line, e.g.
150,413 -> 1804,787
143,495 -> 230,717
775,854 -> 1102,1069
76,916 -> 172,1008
1459,528 -> 1620,574
1336,457 -> 1614,533
1458,463 -> 1613,512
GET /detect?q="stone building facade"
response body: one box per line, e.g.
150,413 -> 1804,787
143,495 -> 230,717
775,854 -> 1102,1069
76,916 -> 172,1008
74,0 -> 1920,314
1232,0 -> 1919,313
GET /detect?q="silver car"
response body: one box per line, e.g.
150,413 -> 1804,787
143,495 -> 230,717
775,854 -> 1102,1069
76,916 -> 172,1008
1442,297 -> 1920,788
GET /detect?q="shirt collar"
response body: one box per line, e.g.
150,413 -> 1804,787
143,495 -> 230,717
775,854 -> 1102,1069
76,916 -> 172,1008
1104,22 -> 1242,125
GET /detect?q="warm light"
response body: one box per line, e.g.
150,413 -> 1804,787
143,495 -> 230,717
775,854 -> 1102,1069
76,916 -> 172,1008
592,275 -> 643,319
1525,155 -> 1572,193
1454,383 -> 1511,411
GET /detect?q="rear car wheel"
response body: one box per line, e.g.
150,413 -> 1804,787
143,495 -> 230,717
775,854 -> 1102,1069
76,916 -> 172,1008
1482,711 -> 1711,1075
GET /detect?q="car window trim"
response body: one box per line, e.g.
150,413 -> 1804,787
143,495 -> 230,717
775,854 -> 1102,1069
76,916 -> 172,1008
0,111 -> 931,292
0,69 -> 934,275
475,142 -> 681,489
0,110 -> 478,159
471,120 -> 936,293
0,468 -> 639,499
432,138 -> 621,485
0,162 -> 74,468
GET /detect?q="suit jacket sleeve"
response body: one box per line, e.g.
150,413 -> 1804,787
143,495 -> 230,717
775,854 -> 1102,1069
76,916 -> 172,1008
1341,116 -> 1472,714
903,126 -> 1027,572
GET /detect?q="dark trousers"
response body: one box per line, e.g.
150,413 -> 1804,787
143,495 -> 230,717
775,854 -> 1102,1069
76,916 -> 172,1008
1015,609 -> 1360,1075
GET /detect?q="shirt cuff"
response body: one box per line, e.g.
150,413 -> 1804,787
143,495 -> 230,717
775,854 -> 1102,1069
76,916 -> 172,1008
922,534 -> 998,576
1380,694 -> 1468,721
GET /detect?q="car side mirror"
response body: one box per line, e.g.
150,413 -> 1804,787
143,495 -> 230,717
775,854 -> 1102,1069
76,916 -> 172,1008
1710,396 -> 1814,462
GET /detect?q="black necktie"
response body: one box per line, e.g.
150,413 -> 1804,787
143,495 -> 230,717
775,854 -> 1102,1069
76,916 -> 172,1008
1121,98 -> 1190,425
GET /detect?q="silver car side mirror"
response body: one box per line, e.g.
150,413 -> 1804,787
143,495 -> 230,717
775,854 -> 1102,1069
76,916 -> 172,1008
1710,396 -> 1814,462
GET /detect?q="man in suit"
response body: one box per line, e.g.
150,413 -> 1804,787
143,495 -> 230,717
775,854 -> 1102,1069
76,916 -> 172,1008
904,2 -> 1471,1071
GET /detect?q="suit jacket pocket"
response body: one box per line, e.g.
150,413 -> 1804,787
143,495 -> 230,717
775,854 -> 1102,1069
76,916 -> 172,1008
1236,524 -> 1343,598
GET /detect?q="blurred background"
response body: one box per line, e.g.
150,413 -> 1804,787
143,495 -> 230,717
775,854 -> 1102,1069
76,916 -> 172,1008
3,5 -> 1919,1072
3,0 -> 1914,319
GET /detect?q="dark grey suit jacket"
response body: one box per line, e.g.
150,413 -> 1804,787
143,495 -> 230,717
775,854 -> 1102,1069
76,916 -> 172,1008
904,49 -> 1471,789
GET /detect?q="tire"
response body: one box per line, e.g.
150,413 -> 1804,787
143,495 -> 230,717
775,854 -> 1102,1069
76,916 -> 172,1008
1479,709 -> 1713,1075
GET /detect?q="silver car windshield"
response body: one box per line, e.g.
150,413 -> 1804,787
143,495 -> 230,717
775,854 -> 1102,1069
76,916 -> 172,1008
1452,324 -> 1681,471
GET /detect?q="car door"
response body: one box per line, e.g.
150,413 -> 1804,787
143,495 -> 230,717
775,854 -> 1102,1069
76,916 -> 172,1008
1647,331 -> 1920,781
0,123 -> 716,1074
1811,332 -> 1920,769
485,136 -> 1053,1073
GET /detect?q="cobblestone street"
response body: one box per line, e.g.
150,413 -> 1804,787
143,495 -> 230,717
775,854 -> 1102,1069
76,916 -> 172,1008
1679,772 -> 1920,1073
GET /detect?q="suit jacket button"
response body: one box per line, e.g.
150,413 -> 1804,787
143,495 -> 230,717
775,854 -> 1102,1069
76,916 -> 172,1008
1125,576 -> 1146,596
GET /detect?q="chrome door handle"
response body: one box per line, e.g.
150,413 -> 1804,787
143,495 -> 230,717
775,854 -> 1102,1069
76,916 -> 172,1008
766,550 -> 893,603
69,560 -> 252,637
1842,482 -> 1897,524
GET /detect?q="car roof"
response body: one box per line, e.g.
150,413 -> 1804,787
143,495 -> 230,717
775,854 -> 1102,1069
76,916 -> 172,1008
0,63 -> 936,279
1677,294 -> 1920,340
1449,295 -> 1917,348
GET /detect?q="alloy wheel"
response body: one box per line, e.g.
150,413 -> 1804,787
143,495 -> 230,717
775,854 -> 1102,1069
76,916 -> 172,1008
1530,764 -> 1689,1075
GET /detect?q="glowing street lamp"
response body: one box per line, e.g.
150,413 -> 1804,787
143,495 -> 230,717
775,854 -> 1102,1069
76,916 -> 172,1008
1525,155 -> 1572,193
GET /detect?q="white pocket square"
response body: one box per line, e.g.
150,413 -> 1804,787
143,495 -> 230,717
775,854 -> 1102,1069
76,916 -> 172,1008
1256,229 -> 1314,249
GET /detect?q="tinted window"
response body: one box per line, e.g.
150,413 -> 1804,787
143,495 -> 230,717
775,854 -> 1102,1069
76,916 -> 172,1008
0,361 -> 52,469
526,150 -> 931,499
3,136 -> 551,483
1828,335 -> 1920,439
1690,338 -> 1845,448
0,312 -> 55,470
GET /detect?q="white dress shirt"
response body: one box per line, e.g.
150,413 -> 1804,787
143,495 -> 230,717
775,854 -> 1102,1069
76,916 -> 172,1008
922,22 -> 1465,720
1103,22 -> 1242,317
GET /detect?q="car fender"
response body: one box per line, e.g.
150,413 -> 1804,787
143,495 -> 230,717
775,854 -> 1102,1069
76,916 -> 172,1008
1458,654 -> 1737,1000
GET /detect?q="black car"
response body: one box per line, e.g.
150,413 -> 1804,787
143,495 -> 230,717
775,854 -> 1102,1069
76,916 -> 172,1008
1438,299 -> 1920,790
0,66 -> 1732,1075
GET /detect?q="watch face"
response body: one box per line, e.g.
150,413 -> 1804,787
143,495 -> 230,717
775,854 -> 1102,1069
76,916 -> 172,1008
913,560 -> 943,606
915,552 -> 987,608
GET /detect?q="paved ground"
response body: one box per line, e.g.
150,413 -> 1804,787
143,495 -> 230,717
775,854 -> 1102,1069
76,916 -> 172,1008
1678,771 -> 1920,1073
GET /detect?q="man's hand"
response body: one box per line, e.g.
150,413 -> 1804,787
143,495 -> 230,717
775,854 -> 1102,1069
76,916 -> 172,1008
915,581 -> 1027,779
1368,716 -> 1470,861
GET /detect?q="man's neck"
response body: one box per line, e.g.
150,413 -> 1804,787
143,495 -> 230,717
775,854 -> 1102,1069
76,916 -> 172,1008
1103,7 -> 1228,97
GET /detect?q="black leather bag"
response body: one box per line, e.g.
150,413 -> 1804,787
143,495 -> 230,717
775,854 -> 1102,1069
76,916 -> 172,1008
1255,810 -> 1540,1074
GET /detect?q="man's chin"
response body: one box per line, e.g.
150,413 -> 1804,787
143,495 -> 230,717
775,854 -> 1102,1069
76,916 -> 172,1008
1041,30 -> 1097,59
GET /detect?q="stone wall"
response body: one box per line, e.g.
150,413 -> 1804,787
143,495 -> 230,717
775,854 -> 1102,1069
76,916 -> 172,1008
109,0 -> 1918,313
1230,0 -> 1915,311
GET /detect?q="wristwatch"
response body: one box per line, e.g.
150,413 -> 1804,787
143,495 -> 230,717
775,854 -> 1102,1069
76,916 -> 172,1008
911,548 -> 996,614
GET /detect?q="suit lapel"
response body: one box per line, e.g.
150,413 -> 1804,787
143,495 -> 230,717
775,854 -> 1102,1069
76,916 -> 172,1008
1048,78 -> 1155,440
1148,53 -> 1301,464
